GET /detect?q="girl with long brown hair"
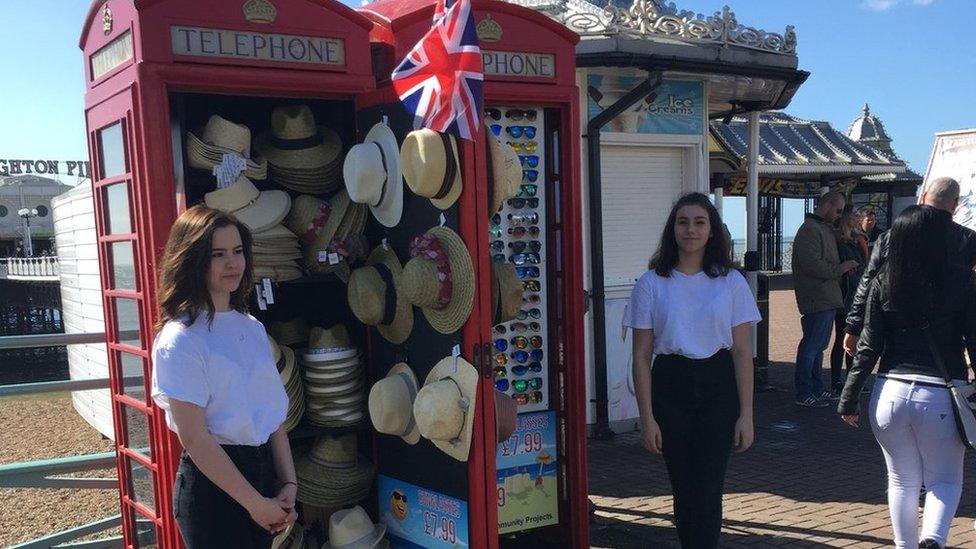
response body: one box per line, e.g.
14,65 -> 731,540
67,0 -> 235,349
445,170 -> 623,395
150,205 -> 296,548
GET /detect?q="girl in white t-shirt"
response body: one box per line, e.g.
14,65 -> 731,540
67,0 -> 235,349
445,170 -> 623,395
624,192 -> 761,549
150,205 -> 295,548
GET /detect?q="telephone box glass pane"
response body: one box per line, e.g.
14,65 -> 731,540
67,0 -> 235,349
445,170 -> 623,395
113,298 -> 142,349
110,240 -> 137,290
104,182 -> 132,234
98,122 -> 127,178
125,455 -> 157,515
119,351 -> 147,403
122,404 -> 152,459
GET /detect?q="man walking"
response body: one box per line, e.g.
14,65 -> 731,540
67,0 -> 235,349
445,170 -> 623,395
792,191 -> 859,407
843,177 -> 976,355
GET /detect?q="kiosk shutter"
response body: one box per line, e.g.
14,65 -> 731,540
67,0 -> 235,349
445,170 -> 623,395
600,145 -> 685,288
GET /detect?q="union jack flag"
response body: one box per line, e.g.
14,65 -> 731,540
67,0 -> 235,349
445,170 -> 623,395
391,0 -> 483,141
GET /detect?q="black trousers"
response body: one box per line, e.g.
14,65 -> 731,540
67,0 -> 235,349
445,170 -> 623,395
652,350 -> 739,549
829,311 -> 853,390
174,443 -> 276,549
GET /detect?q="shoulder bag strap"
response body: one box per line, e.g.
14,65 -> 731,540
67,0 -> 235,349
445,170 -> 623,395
922,323 -> 953,386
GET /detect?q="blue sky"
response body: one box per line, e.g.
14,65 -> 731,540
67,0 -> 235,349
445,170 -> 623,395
2,0 -> 973,238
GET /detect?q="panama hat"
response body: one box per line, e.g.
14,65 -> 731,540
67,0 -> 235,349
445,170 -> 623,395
268,317 -> 310,347
344,123 -> 403,228
295,434 -> 375,507
186,115 -> 267,180
487,133 -> 522,215
254,105 -> 342,169
204,174 -> 291,233
347,247 -> 414,344
400,227 -> 474,334
322,506 -> 386,549
304,325 -> 359,363
492,263 -> 523,326
368,363 -> 421,445
401,129 -> 462,210
413,355 -> 479,462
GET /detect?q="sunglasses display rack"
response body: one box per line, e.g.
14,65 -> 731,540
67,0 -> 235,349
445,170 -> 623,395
487,105 -> 549,413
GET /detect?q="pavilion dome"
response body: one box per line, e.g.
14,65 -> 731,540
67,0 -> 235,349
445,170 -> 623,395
848,104 -> 892,152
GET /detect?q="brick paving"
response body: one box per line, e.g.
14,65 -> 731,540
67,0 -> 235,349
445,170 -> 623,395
588,288 -> 976,548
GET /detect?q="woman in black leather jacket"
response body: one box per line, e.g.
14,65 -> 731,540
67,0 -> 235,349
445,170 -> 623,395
838,205 -> 976,549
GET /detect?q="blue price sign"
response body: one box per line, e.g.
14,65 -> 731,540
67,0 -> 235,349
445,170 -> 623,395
378,475 -> 469,549
496,411 -> 559,534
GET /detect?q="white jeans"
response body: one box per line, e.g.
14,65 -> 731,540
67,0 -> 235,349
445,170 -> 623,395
870,376 -> 966,548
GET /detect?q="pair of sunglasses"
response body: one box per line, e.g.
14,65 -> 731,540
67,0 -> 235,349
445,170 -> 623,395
490,240 -> 505,253
506,126 -> 537,139
489,124 -> 503,137
508,197 -> 540,209
512,335 -> 543,349
519,155 -> 539,168
511,253 -> 541,266
492,253 -> 507,264
506,109 -> 537,121
511,321 -> 541,332
512,362 -> 543,376
523,294 -> 541,305
494,338 -> 509,352
484,108 -> 502,120
509,141 -> 538,154
509,240 -> 541,253
494,366 -> 507,379
512,377 -> 543,393
509,226 -> 541,238
522,280 -> 541,292
514,391 -> 545,405
522,172 -> 539,184
517,308 -> 542,320
508,212 -> 539,226
489,224 -> 502,238
513,349 -> 544,363
516,266 -> 540,278
495,352 -> 509,365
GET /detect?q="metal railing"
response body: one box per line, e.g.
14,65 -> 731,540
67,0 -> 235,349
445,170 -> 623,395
2,257 -> 60,281
0,331 -> 153,548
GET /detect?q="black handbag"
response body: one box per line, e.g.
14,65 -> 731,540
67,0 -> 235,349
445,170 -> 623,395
922,325 -> 976,450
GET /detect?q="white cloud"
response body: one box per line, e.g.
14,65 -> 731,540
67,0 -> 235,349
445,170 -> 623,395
864,0 -> 897,10
913,0 -> 935,4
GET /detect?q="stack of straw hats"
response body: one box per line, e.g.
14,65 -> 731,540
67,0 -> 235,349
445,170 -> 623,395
186,115 -> 267,180
252,225 -> 303,282
295,434 -> 375,508
255,104 -> 344,195
284,191 -> 368,275
269,334 -> 304,432
268,317 -> 310,350
301,325 -> 367,427
322,506 -> 387,549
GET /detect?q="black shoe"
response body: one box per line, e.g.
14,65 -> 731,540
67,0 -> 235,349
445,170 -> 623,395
795,395 -> 830,408
919,539 -> 943,549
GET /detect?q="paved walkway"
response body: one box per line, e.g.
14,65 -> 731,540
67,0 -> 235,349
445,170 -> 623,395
588,289 -> 976,548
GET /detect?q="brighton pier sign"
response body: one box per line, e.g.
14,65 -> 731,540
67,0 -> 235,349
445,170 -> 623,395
0,159 -> 91,178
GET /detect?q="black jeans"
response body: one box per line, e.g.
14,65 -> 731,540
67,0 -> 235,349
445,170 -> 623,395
174,443 -> 276,549
829,311 -> 853,390
652,349 -> 739,549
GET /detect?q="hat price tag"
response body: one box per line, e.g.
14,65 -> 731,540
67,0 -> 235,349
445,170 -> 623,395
262,278 -> 275,305
451,344 -> 460,373
213,153 -> 247,188
381,238 -> 390,251
439,213 -> 447,227
328,252 -> 341,265
255,283 -> 268,311
318,251 -> 329,264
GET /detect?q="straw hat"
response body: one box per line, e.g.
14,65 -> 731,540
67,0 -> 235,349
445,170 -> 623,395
268,317 -> 310,347
267,334 -> 282,365
295,434 -> 375,507
348,247 -> 414,344
400,227 -> 474,334
186,115 -> 268,180
284,192 -> 349,247
254,105 -> 343,170
322,506 -> 386,549
204,174 -> 291,233
368,363 -> 420,445
401,129 -> 462,210
487,133 -> 522,214
492,263 -> 523,325
304,325 -> 358,363
413,355 -> 479,462
344,123 -> 403,228
253,264 -> 303,282
252,223 -> 297,241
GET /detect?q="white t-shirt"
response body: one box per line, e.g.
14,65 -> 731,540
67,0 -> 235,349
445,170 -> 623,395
151,310 -> 288,446
623,269 -> 762,359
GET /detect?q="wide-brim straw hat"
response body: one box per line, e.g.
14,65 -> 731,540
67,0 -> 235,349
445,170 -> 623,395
254,104 -> 343,170
348,246 -> 414,344
413,355 -> 479,462
295,434 -> 375,506
368,363 -> 420,445
492,263 -> 523,325
322,506 -> 387,549
487,133 -> 522,215
304,325 -> 358,363
400,227 -> 474,334
401,129 -> 462,210
186,115 -> 268,180
284,192 -> 350,248
303,358 -> 363,386
204,174 -> 291,233
278,343 -> 297,380
268,317 -> 310,347
254,263 -> 303,282
345,123 -> 403,228
304,377 -> 364,397
251,223 -> 298,242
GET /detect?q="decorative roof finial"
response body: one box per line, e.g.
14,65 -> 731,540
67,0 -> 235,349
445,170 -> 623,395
863,103 -> 870,116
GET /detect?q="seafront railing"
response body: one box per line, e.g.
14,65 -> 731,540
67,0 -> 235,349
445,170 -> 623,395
1,257 -> 61,281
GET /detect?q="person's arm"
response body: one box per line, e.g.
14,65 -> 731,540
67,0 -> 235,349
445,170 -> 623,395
792,226 -> 849,281
730,322 -> 754,452
838,282 -> 884,419
169,400 -> 288,532
845,232 -> 887,337
269,426 -> 298,520
963,273 -> 976,379
631,328 -> 661,454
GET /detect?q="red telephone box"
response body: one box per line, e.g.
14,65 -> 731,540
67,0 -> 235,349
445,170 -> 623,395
358,2 -> 588,547
80,1 -> 375,546
80,0 -> 586,546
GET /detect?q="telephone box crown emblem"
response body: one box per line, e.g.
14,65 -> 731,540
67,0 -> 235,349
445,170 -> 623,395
476,15 -> 502,42
102,3 -> 113,34
243,0 -> 277,24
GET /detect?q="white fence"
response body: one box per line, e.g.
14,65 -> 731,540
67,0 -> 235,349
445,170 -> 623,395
2,257 -> 61,280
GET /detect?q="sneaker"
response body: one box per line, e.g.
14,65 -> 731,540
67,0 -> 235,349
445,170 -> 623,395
919,539 -> 943,549
818,390 -> 840,401
795,395 -> 830,408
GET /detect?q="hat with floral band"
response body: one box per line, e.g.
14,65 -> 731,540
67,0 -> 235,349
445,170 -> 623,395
399,227 -> 474,334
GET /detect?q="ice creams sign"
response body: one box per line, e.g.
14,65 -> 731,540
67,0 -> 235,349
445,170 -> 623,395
588,75 -> 704,135
171,26 -> 345,67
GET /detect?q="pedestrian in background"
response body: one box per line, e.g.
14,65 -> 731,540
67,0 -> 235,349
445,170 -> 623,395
791,191 -> 859,407
828,205 -> 867,394
860,210 -> 882,256
626,192 -> 761,549
839,205 -> 974,549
